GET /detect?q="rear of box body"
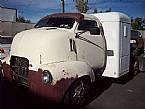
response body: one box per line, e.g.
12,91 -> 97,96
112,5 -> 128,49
92,12 -> 131,78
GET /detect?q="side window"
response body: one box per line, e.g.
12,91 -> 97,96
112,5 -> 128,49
78,20 -> 98,31
124,25 -> 128,37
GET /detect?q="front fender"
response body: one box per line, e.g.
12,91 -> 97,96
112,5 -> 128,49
40,61 -> 95,85
2,60 -> 95,103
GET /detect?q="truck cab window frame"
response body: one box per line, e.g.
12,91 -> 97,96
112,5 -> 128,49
35,17 -> 75,29
78,20 -> 98,31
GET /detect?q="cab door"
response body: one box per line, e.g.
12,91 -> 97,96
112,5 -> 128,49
75,19 -> 105,69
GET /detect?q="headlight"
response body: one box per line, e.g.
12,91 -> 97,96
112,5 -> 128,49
42,70 -> 53,84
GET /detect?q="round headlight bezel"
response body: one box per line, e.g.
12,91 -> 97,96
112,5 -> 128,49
42,70 -> 53,84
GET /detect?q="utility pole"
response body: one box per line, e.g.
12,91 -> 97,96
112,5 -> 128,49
61,0 -> 65,13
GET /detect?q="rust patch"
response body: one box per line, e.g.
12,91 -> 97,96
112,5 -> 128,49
2,63 -> 77,103
28,69 -> 76,103
62,70 -> 69,76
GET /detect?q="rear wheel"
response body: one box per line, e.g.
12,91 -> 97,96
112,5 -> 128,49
63,76 -> 91,108
129,54 -> 139,78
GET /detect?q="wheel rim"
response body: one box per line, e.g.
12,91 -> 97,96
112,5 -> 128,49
72,80 -> 86,104
134,60 -> 139,75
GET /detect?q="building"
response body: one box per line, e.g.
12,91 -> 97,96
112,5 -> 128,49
0,6 -> 34,36
0,6 -> 17,22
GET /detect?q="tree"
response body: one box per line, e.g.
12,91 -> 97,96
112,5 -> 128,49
105,8 -> 112,12
131,17 -> 145,30
73,0 -> 89,13
16,16 -> 31,23
93,8 -> 98,13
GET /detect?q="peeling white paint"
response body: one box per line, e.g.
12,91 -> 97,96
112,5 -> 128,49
39,61 -> 95,85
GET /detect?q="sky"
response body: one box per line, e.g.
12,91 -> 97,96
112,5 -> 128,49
0,0 -> 145,23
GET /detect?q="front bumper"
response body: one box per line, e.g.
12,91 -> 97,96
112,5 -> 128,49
2,62 -> 75,103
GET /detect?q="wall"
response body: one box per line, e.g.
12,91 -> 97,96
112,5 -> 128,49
0,21 -> 35,36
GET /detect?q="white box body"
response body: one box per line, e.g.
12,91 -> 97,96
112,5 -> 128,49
92,12 -> 131,78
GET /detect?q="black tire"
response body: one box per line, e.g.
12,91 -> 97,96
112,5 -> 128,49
63,76 -> 91,108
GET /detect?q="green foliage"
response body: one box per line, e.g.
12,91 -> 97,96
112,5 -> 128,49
73,0 -> 89,13
16,16 -> 31,23
131,17 -> 145,30
105,8 -> 112,12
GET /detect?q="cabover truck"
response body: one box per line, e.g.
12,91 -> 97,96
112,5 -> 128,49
0,12 -> 131,107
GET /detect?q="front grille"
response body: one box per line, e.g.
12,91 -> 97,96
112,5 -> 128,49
10,56 -> 29,86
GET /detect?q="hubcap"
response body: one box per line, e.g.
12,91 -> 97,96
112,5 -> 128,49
134,61 -> 139,75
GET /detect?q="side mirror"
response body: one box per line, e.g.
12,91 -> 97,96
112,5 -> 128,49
89,27 -> 100,35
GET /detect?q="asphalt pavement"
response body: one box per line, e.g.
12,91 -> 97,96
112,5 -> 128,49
86,72 -> 145,109
0,72 -> 145,109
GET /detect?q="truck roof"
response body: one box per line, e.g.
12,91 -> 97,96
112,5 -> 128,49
41,13 -> 84,22
92,12 -> 131,23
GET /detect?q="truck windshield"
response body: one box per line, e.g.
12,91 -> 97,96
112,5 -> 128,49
35,17 -> 75,29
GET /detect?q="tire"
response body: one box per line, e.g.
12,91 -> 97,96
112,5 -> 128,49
129,54 -> 139,77
63,76 -> 91,108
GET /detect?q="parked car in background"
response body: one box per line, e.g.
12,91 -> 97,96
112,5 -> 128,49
0,36 -> 13,59
130,30 -> 144,74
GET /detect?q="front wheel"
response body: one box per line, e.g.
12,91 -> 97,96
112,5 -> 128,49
63,76 -> 91,108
